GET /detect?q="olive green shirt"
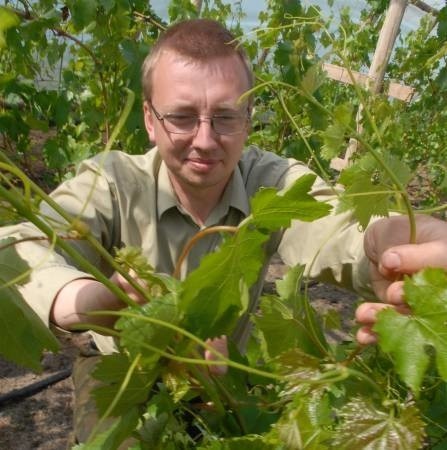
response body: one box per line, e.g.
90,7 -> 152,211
1,146 -> 371,352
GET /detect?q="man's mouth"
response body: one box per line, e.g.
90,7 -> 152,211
187,158 -> 220,172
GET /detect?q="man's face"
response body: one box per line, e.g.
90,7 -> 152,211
143,51 -> 251,195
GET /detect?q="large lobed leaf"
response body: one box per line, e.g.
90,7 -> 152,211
180,226 -> 268,338
332,397 -> 425,450
337,153 -> 411,230
255,265 -> 327,359
374,268 -> 447,394
181,175 -> 331,339
0,238 -> 59,371
250,174 -> 332,230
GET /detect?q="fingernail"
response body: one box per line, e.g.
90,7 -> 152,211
383,251 -> 401,270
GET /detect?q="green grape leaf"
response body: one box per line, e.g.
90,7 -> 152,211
332,397 -> 425,450
66,0 -> 97,31
256,265 -> 327,358
320,123 -> 347,160
198,435 -> 273,450
115,294 -> 180,363
0,238 -> 59,371
300,64 -> 325,95
92,353 -> 157,415
320,103 -> 354,160
338,157 -> 390,230
382,153 -> 412,187
255,295 -> 310,358
374,268 -> 447,394
0,7 -> 20,48
181,176 -> 331,338
274,348 -> 323,395
270,390 -> 331,450
180,226 -> 268,338
250,174 -> 332,230
333,103 -> 354,127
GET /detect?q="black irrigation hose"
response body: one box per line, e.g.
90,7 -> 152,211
0,368 -> 72,407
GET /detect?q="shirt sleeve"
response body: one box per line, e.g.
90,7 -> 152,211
0,157 -> 119,326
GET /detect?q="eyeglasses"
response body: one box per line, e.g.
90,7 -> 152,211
149,102 -> 249,135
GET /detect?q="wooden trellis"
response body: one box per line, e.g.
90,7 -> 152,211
330,0 -> 439,170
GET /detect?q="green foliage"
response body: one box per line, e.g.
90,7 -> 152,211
0,238 -> 59,371
332,397 -> 426,450
181,174 -> 331,339
1,0 -> 447,448
375,268 -> 447,395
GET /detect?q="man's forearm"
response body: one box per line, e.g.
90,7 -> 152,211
50,278 -> 124,331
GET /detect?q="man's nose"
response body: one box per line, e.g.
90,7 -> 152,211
191,118 -> 217,147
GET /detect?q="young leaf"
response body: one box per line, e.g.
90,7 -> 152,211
332,397 -> 425,450
92,353 -> 157,416
115,294 -> 180,363
320,123 -> 347,161
250,174 -> 332,230
374,268 -> 447,394
180,226 -> 269,338
320,103 -> 354,160
255,265 -> 327,358
0,238 -> 59,371
274,347 -> 323,394
270,390 -> 331,450
300,64 -> 325,96
338,156 -> 390,230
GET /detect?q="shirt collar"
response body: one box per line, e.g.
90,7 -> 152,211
156,160 -> 250,221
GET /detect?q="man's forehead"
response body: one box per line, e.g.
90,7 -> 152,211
153,50 -> 250,85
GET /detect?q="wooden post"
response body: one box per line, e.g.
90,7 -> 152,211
368,0 -> 408,94
192,0 -> 203,14
331,0 -> 409,171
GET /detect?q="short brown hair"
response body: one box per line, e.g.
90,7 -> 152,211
141,19 -> 253,101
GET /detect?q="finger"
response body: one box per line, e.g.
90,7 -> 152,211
369,262 -> 391,302
355,302 -> 391,325
386,281 -> 405,305
356,302 -> 411,329
205,336 -> 228,376
379,241 -> 447,277
356,326 -> 378,345
112,271 -> 148,303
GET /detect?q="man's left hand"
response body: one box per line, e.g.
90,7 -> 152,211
356,214 -> 447,344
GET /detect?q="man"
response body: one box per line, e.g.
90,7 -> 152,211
4,18 -> 447,443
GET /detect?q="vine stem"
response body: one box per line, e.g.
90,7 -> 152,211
86,310 -> 284,381
0,183 -> 138,308
245,79 -> 417,244
0,90 -> 150,302
188,354 -> 226,417
173,225 -> 237,279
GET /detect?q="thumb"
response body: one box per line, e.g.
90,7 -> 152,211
379,241 -> 447,277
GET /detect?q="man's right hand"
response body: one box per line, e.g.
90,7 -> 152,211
50,271 -> 147,331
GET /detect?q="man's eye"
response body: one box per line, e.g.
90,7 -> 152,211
167,114 -> 196,122
214,115 -> 239,122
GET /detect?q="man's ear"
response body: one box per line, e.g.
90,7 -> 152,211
143,101 -> 156,143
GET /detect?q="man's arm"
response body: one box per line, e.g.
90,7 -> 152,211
50,272 -> 147,330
